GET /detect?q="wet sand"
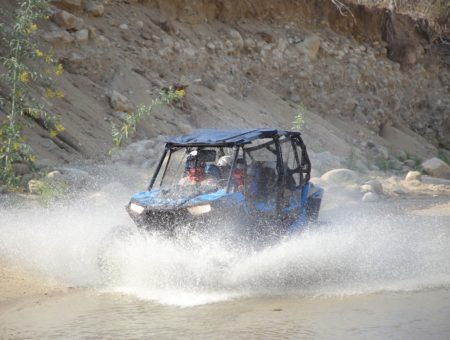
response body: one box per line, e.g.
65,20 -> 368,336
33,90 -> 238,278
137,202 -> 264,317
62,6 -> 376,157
0,259 -> 65,304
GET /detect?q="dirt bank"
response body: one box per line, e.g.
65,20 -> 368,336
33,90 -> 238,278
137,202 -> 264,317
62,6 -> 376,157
1,0 -> 448,174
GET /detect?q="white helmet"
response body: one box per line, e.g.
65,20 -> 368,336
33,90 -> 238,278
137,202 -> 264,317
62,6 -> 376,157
217,155 -> 232,167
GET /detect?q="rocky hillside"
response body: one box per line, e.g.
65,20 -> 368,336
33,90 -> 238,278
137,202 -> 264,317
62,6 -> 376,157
1,0 -> 449,175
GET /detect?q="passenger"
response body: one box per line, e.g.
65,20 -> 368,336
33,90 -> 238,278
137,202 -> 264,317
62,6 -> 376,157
248,162 -> 275,199
205,164 -> 221,181
216,155 -> 246,191
179,151 -> 218,186
216,155 -> 232,179
232,158 -> 246,192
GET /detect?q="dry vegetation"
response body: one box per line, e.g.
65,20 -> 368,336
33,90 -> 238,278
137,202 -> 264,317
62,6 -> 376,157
351,0 -> 449,26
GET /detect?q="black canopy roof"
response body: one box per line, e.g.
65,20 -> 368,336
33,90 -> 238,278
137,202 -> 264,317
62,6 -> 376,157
166,128 -> 301,147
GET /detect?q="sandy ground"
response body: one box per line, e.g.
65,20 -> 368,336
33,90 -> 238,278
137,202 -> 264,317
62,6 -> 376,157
0,258 -> 67,304
412,201 -> 450,217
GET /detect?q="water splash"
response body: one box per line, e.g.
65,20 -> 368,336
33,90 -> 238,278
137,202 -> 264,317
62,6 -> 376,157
1,190 -> 449,307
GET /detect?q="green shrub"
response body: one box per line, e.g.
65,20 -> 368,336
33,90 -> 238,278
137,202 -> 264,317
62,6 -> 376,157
38,180 -> 68,205
111,86 -> 184,149
292,103 -> 307,131
438,149 -> 449,165
343,148 -> 359,170
0,0 -> 64,189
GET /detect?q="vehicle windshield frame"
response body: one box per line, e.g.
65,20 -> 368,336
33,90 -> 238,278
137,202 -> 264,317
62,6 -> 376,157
148,132 -> 311,192
148,145 -> 234,190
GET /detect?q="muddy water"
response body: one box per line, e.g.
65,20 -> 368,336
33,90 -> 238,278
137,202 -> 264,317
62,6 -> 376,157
1,191 -> 449,339
2,288 -> 450,339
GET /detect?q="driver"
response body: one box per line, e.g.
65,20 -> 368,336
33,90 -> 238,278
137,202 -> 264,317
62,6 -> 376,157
179,151 -> 218,186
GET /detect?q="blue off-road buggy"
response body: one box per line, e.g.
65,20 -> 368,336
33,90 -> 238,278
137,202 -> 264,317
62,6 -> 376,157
126,129 -> 323,236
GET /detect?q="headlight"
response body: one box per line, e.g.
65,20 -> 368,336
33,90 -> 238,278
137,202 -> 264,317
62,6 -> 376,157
129,202 -> 145,214
187,204 -> 211,216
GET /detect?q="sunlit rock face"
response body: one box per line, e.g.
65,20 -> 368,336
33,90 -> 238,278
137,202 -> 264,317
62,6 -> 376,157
1,0 -> 448,168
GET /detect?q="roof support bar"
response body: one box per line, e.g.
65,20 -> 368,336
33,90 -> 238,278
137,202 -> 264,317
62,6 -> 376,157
148,147 -> 169,190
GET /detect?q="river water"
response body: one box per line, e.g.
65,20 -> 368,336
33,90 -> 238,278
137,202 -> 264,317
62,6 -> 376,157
0,189 -> 449,339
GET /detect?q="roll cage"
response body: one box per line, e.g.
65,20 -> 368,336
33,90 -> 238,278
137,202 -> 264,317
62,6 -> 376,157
148,129 -> 311,197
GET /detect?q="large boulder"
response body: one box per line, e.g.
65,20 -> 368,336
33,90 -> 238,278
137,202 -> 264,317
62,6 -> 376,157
422,158 -> 450,179
361,179 -> 384,195
52,10 -> 84,30
108,90 -> 135,113
227,29 -> 244,53
85,1 -> 104,17
321,168 -> 359,185
405,171 -> 422,182
297,34 -> 321,60
54,167 -> 93,190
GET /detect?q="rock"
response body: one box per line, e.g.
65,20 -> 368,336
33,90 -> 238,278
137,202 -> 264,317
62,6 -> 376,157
321,168 -> 359,185
85,1 -> 104,17
392,184 -> 407,195
362,192 -> 379,202
43,29 -> 74,45
396,150 -> 408,162
374,144 -> 389,160
12,162 -> 31,176
74,29 -> 89,42
404,159 -> 417,168
216,83 -> 228,92
360,184 -> 372,193
405,171 -> 422,182
422,158 -> 450,179
298,34 -> 321,60
228,29 -> 244,52
405,179 -> 421,187
28,179 -> 45,194
389,157 -> 403,171
97,35 -> 111,47
343,99 -> 358,116
183,48 -> 196,58
365,179 -> 384,195
108,90 -> 134,113
55,167 -> 93,189
272,38 -> 288,61
47,170 -> 63,180
178,123 -> 193,135
244,38 -> 256,52
206,42 -> 216,51
119,23 -> 129,30
87,26 -> 97,40
52,10 -> 84,30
